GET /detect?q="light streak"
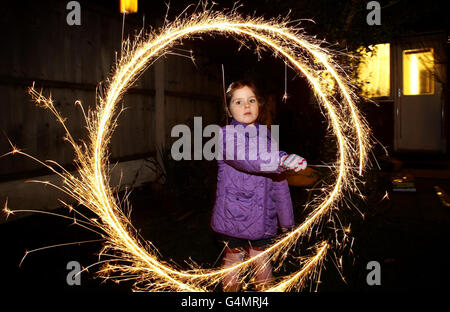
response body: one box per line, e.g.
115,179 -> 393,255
435,186 -> 450,207
4,7 -> 371,292
3,197 -> 12,220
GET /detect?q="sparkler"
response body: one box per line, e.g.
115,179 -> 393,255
4,7 -> 371,292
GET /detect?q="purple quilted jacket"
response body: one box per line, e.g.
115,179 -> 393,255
210,118 -> 294,240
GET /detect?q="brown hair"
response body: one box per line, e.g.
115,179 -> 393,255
223,80 -> 267,125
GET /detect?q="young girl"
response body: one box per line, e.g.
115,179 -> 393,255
210,80 -> 307,291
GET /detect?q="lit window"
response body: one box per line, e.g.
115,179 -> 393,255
403,48 -> 434,95
120,0 -> 138,14
357,43 -> 390,98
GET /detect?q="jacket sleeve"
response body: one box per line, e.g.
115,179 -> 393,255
272,177 -> 294,229
220,126 -> 288,174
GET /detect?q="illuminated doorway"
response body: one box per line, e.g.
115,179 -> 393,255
393,35 -> 445,152
357,34 -> 446,153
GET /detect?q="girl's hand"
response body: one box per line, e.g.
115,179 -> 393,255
280,154 -> 307,172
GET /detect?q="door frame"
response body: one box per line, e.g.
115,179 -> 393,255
392,32 -> 447,153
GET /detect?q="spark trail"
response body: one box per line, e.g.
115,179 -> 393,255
4,7 -> 371,292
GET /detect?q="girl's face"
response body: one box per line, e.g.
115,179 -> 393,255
228,86 -> 259,125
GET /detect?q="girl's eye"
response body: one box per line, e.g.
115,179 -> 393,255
234,100 -> 243,105
249,98 -> 257,104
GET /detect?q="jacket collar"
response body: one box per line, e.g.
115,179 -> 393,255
230,118 -> 260,129
230,118 -> 260,137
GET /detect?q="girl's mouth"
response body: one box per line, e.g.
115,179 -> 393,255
244,112 -> 251,115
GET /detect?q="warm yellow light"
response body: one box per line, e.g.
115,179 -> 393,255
120,0 -> 138,14
409,54 -> 419,94
357,44 -> 390,98
403,48 -> 434,95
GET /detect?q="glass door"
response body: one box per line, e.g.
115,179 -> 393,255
394,37 -> 444,152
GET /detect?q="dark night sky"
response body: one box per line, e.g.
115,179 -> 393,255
91,0 -> 449,42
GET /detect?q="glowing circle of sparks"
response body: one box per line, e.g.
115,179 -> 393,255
12,9 -> 371,292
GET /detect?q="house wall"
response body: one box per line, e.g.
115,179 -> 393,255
363,33 -> 448,156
